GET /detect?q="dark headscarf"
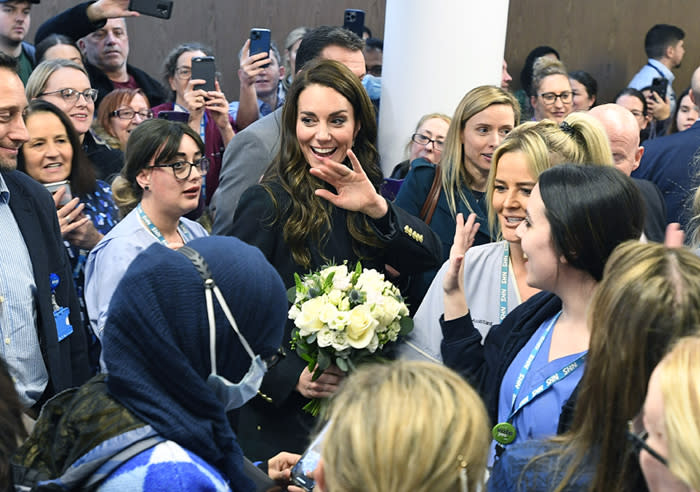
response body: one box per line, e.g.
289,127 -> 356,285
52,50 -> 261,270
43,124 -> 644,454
103,236 -> 287,490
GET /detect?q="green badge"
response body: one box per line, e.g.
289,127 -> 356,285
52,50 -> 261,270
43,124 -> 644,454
492,422 -> 516,445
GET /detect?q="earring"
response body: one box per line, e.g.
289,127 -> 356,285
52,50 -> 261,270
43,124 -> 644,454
144,185 -> 150,191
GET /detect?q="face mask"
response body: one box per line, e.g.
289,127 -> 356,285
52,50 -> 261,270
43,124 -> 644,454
179,246 -> 268,411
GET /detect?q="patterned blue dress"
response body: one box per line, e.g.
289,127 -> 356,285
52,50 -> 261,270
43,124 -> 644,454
66,180 -> 119,368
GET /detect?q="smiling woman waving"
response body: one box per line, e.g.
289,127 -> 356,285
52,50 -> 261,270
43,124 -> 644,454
230,59 -> 442,460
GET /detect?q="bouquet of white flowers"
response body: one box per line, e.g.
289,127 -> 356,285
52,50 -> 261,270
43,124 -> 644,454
289,261 -> 413,415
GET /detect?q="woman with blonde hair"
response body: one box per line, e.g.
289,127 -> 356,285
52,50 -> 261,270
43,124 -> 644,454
637,335 -> 700,492
315,360 -> 491,492
400,113 -> 614,361
489,241 -> 700,491
395,85 -> 520,303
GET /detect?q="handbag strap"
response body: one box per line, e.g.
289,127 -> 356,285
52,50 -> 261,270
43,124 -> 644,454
419,165 -> 442,225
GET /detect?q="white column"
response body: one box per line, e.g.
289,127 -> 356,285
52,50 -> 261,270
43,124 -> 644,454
377,0 -> 510,175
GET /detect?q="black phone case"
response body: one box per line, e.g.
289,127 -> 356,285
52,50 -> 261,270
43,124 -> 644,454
651,77 -> 668,98
343,9 -> 365,38
128,0 -> 173,19
191,57 -> 216,92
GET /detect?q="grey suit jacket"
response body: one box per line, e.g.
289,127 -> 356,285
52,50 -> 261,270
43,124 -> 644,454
211,107 -> 283,235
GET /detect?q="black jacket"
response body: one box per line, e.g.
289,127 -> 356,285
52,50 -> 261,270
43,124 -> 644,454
4,171 -> 92,401
35,2 -> 168,108
441,291 -> 577,432
231,181 -> 443,459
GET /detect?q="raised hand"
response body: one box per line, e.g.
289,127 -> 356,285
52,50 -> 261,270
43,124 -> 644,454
310,149 -> 388,219
443,212 -> 480,320
87,0 -> 140,21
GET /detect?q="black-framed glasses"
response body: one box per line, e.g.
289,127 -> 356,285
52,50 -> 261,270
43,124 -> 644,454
411,133 -> 444,151
627,415 -> 668,467
111,108 -> 154,120
263,347 -> 286,370
149,157 -> 209,180
39,88 -> 98,104
539,91 -> 573,105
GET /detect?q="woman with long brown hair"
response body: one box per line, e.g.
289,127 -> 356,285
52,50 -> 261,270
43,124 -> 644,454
231,58 -> 441,460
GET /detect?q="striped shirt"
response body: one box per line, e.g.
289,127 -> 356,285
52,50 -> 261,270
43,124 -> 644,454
0,173 -> 48,407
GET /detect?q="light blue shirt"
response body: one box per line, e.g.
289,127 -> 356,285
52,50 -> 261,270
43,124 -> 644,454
0,173 -> 48,407
84,207 -> 208,343
228,84 -> 285,122
492,315 -> 586,464
628,58 -> 677,113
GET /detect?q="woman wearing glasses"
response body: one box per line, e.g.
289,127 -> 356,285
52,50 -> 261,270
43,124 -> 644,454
25,59 -> 124,183
93,88 -> 153,150
394,86 -> 519,305
487,241 -> 700,492
530,57 -> 574,124
85,119 -> 209,343
153,42 -> 235,205
389,113 -> 451,179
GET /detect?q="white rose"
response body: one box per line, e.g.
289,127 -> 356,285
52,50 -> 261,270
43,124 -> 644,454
295,296 -> 325,335
339,297 -> 351,311
319,302 -> 339,325
347,305 -> 379,349
288,304 -> 301,321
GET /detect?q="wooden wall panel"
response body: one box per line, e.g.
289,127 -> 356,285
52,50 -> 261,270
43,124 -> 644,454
27,1 -> 387,100
505,1 -> 700,104
26,2 -> 700,108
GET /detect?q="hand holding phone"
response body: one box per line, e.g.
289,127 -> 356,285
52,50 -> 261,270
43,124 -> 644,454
191,56 -> 216,92
45,180 -> 73,207
291,423 -> 330,491
249,28 -> 271,68
650,77 -> 669,99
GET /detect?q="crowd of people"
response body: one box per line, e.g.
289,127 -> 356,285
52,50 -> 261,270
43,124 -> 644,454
0,0 -> 699,490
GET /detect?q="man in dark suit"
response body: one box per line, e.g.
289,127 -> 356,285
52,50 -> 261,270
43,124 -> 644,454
590,103 -> 667,241
632,66 -> 700,232
0,53 -> 91,415
211,26 -> 366,235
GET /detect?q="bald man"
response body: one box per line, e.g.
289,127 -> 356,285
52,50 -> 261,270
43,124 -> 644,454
633,66 -> 700,232
590,103 -> 667,241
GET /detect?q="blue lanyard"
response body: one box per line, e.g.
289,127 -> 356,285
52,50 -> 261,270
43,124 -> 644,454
646,62 -> 666,79
136,203 -> 192,247
499,243 -> 510,321
506,311 -> 586,422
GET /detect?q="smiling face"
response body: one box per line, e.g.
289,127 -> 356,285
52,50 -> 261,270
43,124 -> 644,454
409,117 -> 449,164
0,67 -> 28,171
137,134 -> 203,219
531,74 -> 573,123
492,151 -> 535,243
516,184 -> 560,290
675,93 -> 699,132
109,93 -> 150,149
22,111 -> 73,184
639,368 -> 693,492
38,67 -> 94,135
296,83 -> 359,169
462,103 -> 515,183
